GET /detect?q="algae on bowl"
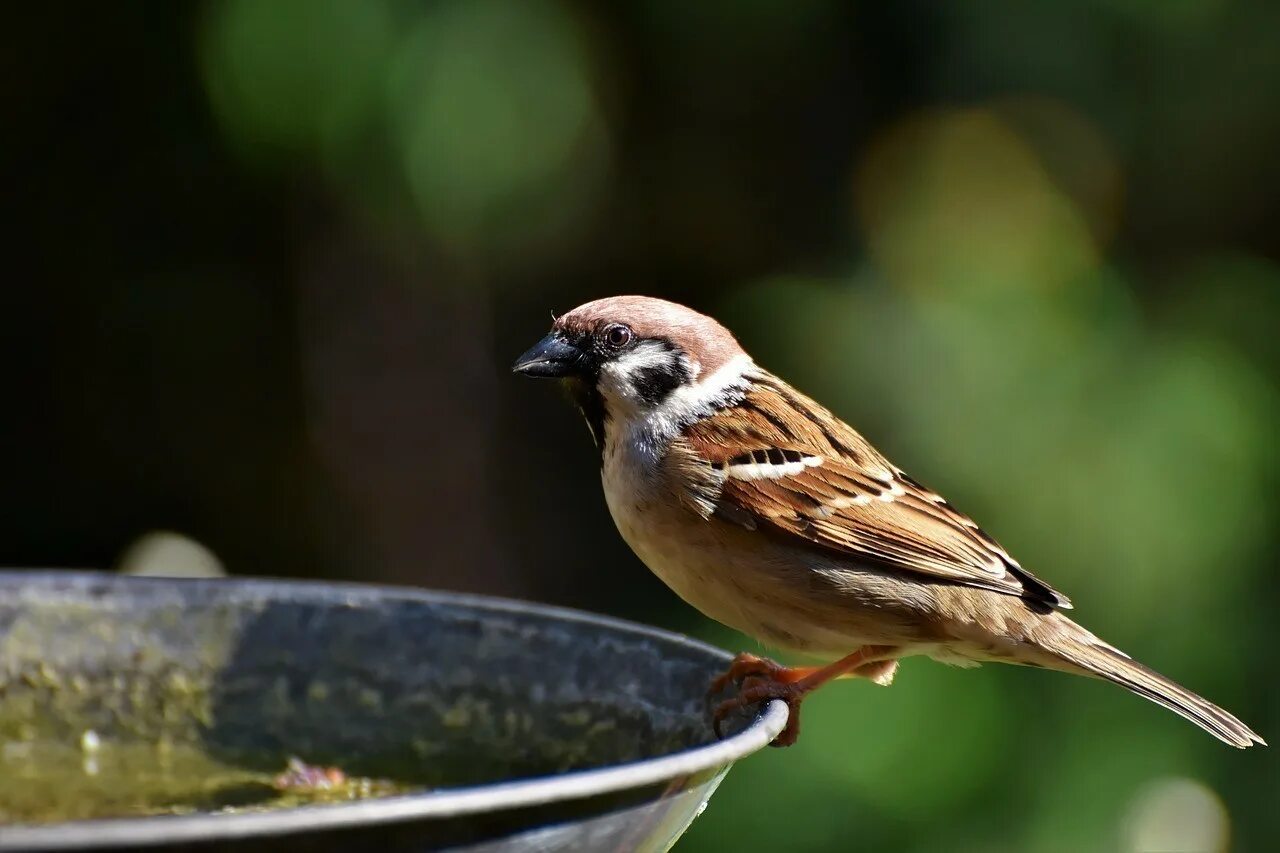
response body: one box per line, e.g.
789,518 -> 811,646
0,737 -> 416,825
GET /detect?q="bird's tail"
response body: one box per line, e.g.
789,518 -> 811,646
1034,617 -> 1265,749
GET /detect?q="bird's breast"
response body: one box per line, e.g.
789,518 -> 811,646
598,433 -> 915,655
600,434 -> 754,626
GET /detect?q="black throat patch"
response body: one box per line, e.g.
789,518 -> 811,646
564,378 -> 607,456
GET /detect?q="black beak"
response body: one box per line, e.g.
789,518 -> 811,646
512,333 -> 584,378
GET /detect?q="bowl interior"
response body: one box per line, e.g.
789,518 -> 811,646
0,574 -> 727,824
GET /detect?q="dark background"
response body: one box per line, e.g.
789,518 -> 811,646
4,2 -> 1278,850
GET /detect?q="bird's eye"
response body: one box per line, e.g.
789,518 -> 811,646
602,324 -> 633,349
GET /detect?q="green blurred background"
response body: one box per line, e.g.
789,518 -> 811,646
5,1 -> 1278,850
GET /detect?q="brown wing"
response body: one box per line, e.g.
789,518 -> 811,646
676,371 -> 1072,610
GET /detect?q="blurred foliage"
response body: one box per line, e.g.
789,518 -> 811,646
4,1 -> 1278,850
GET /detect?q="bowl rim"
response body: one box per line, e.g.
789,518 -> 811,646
0,571 -> 789,850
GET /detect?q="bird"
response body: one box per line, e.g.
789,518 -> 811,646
512,295 -> 1264,749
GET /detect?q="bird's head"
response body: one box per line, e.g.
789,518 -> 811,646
513,296 -> 750,444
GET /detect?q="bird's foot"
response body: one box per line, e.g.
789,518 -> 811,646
708,646 -> 897,747
708,653 -> 808,747
708,652 -> 794,696
711,674 -> 806,747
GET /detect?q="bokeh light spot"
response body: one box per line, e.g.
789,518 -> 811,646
202,0 -> 395,160
387,0 -> 609,253
856,108 -> 1099,296
1123,776 -> 1230,853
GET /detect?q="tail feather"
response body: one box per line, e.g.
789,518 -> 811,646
1040,624 -> 1265,749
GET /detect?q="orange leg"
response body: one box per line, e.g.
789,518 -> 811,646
708,653 -> 809,695
710,646 -> 897,747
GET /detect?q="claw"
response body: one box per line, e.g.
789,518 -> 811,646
711,675 -> 803,746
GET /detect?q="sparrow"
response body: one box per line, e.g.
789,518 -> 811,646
513,295 -> 1264,749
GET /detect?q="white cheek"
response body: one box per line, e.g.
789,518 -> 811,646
619,344 -> 680,376
597,362 -> 639,409
597,360 -> 631,393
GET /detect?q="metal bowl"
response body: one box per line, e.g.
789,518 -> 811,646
0,572 -> 785,851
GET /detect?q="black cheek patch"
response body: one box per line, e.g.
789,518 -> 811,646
631,360 -> 691,406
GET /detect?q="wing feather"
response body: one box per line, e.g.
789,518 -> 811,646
675,371 -> 1073,610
